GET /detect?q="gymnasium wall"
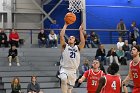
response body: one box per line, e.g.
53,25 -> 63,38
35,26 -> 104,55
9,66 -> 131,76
43,0 -> 81,39
86,0 -> 140,44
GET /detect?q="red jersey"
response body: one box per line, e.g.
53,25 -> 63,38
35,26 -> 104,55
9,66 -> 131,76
83,69 -> 104,92
102,74 -> 121,93
130,61 -> 140,93
9,32 -> 19,41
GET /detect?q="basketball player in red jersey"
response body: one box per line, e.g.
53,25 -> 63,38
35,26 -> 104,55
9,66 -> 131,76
96,62 -> 128,93
123,45 -> 140,93
78,59 -> 105,93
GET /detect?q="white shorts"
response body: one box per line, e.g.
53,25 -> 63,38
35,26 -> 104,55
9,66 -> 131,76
59,67 -> 77,86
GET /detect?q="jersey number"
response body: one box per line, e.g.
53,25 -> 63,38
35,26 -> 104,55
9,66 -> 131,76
70,52 -> 75,58
92,80 -> 97,86
111,81 -> 116,90
133,73 -> 138,78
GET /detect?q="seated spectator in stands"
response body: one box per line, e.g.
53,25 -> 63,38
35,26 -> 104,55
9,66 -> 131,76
84,32 -> 90,48
107,47 -> 119,65
117,37 -> 124,49
129,21 -> 139,43
48,30 -> 57,48
122,40 -> 132,60
90,31 -> 100,48
75,58 -> 90,87
116,46 -> 127,65
9,28 -> 19,47
95,44 -> 106,65
131,41 -> 137,49
38,29 -> 47,48
50,19 -> 60,35
8,45 -> 20,66
27,76 -> 43,93
117,19 -> 127,37
11,77 -> 21,93
0,28 -> 8,47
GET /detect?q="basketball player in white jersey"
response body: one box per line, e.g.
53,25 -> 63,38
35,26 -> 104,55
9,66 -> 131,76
58,22 -> 85,93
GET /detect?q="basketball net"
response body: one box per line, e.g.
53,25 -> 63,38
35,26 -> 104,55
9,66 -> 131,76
68,0 -> 83,13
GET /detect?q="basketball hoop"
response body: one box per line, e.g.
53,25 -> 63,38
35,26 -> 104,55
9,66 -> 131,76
68,0 -> 83,13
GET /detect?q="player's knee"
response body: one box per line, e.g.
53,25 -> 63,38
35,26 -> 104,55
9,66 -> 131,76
60,74 -> 67,84
61,77 -> 67,84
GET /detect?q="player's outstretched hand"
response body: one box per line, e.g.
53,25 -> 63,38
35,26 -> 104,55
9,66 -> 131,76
78,79 -> 83,83
64,22 -> 69,26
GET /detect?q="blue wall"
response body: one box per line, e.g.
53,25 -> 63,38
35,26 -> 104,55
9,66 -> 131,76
86,0 -> 140,44
43,0 -> 140,44
43,0 -> 81,39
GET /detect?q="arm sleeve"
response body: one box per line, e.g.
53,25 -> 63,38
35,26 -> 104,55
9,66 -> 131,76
38,33 -> 40,40
27,83 -> 31,92
3,33 -> 7,41
8,49 -> 11,56
36,83 -> 40,92
11,84 -> 16,92
49,34 -> 53,40
17,33 -> 19,39
55,34 -> 57,40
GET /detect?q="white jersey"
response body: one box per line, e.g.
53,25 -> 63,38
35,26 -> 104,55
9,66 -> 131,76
60,44 -> 80,70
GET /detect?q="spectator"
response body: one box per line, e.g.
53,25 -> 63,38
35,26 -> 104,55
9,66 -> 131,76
27,76 -> 43,93
38,29 -> 47,48
75,58 -> 90,87
122,40 -> 132,60
117,37 -> 124,49
107,47 -> 119,65
90,31 -> 100,48
116,46 -> 127,65
131,41 -> 137,49
8,45 -> 20,66
84,32 -> 90,48
48,30 -> 57,48
95,44 -> 106,65
9,28 -> 19,47
117,19 -> 127,37
50,20 -> 60,35
0,28 -> 8,47
129,21 -> 139,43
11,77 -> 21,93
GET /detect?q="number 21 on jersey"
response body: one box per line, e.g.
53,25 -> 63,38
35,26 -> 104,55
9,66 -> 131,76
70,52 -> 75,58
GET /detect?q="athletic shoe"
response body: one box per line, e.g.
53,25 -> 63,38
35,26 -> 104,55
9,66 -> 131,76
9,63 -> 12,66
17,63 -> 20,66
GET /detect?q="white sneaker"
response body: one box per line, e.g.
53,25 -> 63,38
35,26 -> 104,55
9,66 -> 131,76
17,63 -> 20,66
9,63 -> 12,66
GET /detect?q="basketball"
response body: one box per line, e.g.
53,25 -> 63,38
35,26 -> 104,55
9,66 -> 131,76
64,12 -> 76,24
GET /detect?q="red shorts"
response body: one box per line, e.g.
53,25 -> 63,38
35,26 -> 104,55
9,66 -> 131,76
132,87 -> 140,93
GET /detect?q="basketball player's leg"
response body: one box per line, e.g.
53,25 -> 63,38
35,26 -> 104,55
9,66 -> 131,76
67,85 -> 73,93
67,71 -> 77,93
59,73 -> 68,93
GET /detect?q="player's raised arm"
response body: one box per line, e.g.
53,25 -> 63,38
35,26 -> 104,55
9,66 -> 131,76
78,23 -> 85,50
60,23 -> 68,48
95,76 -> 106,93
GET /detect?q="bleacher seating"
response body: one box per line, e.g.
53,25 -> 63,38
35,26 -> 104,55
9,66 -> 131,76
0,45 -> 132,93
